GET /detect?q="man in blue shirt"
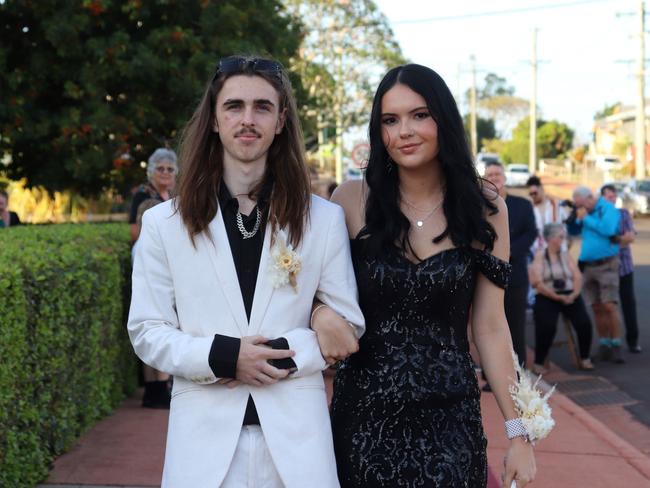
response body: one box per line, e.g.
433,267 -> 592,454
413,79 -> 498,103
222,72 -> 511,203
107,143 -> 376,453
572,186 -> 624,363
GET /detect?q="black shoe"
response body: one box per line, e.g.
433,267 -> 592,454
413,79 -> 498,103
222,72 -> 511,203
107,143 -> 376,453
612,345 -> 625,364
629,345 -> 642,353
597,344 -> 612,362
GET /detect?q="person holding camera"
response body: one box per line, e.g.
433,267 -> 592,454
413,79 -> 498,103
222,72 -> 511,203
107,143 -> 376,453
571,186 -> 624,363
529,223 -> 594,373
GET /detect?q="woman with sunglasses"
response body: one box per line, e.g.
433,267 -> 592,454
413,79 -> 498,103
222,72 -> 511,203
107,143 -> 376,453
129,148 -> 178,244
314,64 -> 536,487
129,147 -> 178,409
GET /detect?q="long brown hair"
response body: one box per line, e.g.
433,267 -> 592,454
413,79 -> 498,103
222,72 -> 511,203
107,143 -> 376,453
176,56 -> 311,247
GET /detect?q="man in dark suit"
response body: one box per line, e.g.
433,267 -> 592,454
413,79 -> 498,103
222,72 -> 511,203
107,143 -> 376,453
484,163 -> 537,367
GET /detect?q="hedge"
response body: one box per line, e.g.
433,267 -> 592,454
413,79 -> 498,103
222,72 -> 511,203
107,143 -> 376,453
0,223 -> 138,487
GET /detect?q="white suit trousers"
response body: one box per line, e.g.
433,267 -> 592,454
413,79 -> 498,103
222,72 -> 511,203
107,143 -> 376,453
221,426 -> 284,488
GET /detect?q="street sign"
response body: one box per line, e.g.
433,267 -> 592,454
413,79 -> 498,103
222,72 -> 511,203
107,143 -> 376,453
351,141 -> 370,169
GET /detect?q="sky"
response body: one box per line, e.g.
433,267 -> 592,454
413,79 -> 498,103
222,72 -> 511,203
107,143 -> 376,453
374,0 -> 642,144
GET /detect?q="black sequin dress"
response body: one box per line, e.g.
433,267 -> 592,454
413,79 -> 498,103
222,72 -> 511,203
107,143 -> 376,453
331,243 -> 511,488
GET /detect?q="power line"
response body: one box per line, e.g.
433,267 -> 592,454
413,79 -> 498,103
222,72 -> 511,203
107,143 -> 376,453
391,0 -> 615,25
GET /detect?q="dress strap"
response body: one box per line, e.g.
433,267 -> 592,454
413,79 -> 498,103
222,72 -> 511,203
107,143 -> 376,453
471,248 -> 512,289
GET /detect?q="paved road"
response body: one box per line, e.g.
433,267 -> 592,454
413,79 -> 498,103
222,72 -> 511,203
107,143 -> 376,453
533,216 -> 650,429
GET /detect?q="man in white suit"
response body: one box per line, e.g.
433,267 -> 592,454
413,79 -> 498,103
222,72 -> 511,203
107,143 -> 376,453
128,55 -> 364,487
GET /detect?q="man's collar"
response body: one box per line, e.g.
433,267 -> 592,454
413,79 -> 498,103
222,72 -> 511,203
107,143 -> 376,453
218,183 -> 238,210
218,177 -> 274,210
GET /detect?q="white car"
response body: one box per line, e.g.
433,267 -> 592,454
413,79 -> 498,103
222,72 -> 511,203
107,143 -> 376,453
505,164 -> 531,187
475,152 -> 500,176
595,155 -> 623,171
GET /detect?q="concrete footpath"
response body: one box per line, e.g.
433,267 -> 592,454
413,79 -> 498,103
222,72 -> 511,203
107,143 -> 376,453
38,366 -> 650,488
480,377 -> 650,487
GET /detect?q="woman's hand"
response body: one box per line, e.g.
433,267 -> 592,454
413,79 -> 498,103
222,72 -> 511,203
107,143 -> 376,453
311,305 -> 359,365
503,437 -> 536,487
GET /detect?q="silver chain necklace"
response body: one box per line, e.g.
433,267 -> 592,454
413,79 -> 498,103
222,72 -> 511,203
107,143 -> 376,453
402,198 -> 444,228
236,207 -> 262,239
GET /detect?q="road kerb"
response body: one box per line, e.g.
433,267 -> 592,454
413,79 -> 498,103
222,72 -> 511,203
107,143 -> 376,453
551,388 -> 650,480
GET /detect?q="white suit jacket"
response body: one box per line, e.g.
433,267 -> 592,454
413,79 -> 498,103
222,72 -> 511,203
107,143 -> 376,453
128,195 -> 364,488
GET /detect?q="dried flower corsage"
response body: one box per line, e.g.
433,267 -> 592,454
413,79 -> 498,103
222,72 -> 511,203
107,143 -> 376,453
508,350 -> 556,444
268,229 -> 302,292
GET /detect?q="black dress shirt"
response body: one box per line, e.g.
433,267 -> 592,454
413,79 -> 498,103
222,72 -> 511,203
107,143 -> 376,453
207,183 -> 293,425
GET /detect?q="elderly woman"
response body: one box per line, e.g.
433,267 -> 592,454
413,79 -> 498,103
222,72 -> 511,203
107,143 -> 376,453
129,148 -> 177,408
529,223 -> 594,373
129,148 -> 178,244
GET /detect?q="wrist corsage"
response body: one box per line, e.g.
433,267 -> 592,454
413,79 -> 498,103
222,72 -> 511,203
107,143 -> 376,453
268,229 -> 302,292
507,350 -> 556,445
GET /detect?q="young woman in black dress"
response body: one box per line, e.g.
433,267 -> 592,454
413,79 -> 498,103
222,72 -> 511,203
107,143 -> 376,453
313,64 -> 537,487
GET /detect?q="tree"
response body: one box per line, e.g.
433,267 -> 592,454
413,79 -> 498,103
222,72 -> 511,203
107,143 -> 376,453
465,72 -> 528,138
463,115 -> 496,149
611,134 -> 632,158
594,102 -> 622,120
501,117 -> 574,164
481,138 -> 507,156
0,1 -> 303,194
537,120 -> 574,159
478,72 -> 515,99
283,0 -> 406,179
478,95 -> 529,137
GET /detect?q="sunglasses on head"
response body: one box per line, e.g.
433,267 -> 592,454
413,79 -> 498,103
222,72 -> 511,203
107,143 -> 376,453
213,56 -> 283,82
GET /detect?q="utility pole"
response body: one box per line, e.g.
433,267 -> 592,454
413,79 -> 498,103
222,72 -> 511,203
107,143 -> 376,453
636,0 -> 647,179
529,28 -> 538,174
470,55 -> 478,158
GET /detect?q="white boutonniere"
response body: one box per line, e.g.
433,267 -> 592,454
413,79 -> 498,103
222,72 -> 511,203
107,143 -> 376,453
509,350 -> 556,444
268,229 -> 302,292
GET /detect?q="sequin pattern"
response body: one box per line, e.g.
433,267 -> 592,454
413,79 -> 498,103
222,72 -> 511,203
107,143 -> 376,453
332,244 -> 511,488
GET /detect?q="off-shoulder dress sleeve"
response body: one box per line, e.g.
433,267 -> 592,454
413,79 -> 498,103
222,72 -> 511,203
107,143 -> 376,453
471,248 -> 512,289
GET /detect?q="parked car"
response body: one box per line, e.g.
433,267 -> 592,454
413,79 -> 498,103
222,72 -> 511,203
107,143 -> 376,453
594,155 -> 623,171
601,180 -> 650,217
505,163 -> 531,187
626,179 -> 650,216
475,152 -> 500,176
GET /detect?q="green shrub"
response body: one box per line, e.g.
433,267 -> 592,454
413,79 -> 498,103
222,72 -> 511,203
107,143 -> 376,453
0,223 -> 138,487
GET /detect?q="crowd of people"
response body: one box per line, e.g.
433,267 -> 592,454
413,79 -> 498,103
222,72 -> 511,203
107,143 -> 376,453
477,168 -> 642,377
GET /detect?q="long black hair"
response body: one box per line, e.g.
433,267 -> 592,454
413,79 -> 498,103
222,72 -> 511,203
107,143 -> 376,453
359,63 -> 498,258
